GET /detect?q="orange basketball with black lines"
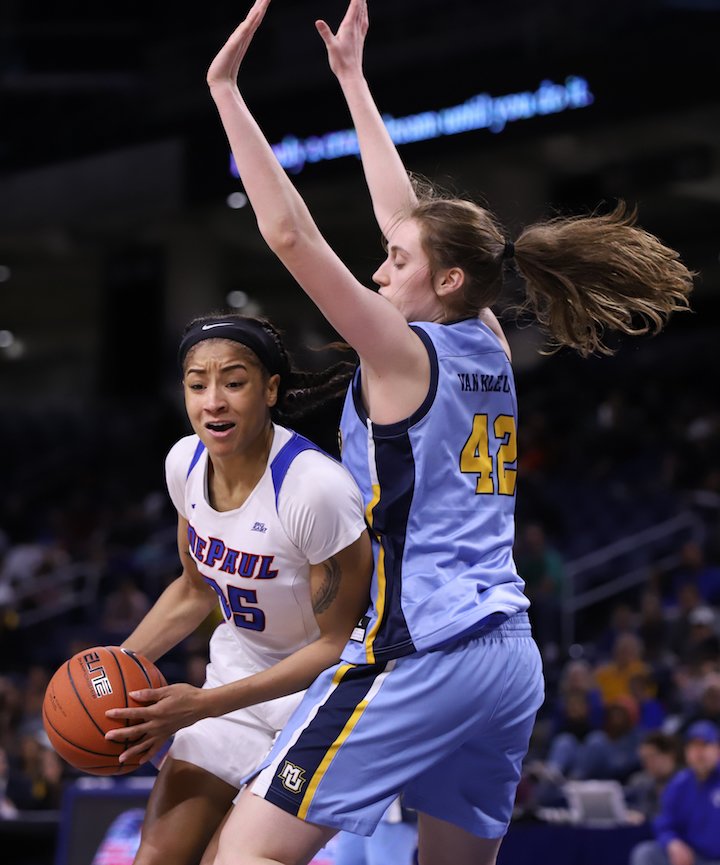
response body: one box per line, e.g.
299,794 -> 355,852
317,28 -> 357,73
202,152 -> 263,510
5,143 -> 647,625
42,645 -> 166,776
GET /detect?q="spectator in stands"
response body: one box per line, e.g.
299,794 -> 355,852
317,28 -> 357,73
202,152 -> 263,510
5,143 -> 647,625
637,589 -> 673,666
0,536 -> 70,624
593,388 -> 638,471
551,659 -> 605,735
0,677 -> 22,750
528,687 -> 604,807
670,663 -> 712,731
595,632 -> 651,705
679,606 -> 720,671
100,574 -> 152,641
530,694 -> 643,807
630,721 -> 720,865
19,665 -> 50,729
515,521 -> 566,655
668,582 -> 706,656
573,695 -> 643,782
630,670 -> 667,731
669,608 -> 720,731
596,601 -> 638,660
0,745 -> 19,819
9,730 -> 64,811
526,659 -> 605,805
674,673 -> 720,737
16,666 -> 49,736
516,409 -> 557,482
625,731 -> 683,822
671,541 -> 720,607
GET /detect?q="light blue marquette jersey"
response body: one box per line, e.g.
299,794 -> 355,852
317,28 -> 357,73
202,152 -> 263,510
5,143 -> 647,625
340,318 -> 529,665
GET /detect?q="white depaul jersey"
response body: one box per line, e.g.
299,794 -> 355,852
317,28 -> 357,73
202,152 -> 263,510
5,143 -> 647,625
165,424 -> 367,671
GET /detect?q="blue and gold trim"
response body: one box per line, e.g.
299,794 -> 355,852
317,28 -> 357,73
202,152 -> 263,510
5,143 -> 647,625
264,661 -> 388,817
349,325 -> 440,662
363,428 -> 416,662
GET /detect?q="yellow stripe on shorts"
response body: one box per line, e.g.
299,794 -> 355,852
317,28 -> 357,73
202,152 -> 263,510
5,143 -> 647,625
297,664 -> 372,820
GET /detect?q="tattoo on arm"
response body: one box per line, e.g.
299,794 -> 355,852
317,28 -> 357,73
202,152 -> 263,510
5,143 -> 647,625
313,557 -> 342,615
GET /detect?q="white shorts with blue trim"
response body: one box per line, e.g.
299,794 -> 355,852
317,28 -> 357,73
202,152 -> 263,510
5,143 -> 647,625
169,625 -> 304,789
249,613 -> 544,837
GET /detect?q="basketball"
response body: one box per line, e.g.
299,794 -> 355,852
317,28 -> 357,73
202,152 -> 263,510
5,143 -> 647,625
42,645 -> 167,776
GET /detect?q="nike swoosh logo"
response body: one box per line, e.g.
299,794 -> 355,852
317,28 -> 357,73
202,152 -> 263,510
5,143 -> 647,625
201,322 -> 234,330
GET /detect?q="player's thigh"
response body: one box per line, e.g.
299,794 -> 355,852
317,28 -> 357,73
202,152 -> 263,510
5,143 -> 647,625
417,812 -> 502,865
214,787 -> 336,865
135,757 -> 237,865
367,821 -> 418,865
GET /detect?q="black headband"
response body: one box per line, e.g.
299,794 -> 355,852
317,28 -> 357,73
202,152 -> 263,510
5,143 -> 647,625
178,318 -> 285,377
503,241 -> 515,260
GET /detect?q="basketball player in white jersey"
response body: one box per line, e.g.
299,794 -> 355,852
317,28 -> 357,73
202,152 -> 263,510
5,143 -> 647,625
104,312 -> 372,865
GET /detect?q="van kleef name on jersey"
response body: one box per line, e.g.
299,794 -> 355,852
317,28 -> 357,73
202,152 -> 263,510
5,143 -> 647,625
458,372 -> 512,393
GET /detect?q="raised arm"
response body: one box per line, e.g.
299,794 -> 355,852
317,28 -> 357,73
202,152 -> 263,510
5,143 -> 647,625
316,0 -> 416,236
317,1 -> 511,361
205,1 -> 428,389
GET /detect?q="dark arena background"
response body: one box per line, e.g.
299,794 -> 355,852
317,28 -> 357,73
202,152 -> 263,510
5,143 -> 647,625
1,2 -> 719,864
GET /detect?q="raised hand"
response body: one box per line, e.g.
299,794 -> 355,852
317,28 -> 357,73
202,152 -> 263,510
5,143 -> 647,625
207,0 -> 272,90
316,0 -> 369,80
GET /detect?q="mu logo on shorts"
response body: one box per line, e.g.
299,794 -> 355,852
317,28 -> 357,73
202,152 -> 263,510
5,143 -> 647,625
278,761 -> 307,794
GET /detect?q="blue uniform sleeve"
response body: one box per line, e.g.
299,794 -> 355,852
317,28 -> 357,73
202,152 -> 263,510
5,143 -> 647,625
653,776 -> 682,850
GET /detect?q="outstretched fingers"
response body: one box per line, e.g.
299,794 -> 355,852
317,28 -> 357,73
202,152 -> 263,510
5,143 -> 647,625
344,0 -> 369,28
316,0 -> 369,77
207,0 -> 272,87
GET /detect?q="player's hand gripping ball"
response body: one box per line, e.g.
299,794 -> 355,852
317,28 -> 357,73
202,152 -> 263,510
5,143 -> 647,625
42,646 -> 167,776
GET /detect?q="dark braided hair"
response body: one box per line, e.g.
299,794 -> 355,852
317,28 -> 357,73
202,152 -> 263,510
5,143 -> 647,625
254,317 -> 357,424
182,312 -> 356,426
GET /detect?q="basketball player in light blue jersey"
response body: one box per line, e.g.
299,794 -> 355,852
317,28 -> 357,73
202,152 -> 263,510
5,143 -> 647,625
201,2 -> 694,864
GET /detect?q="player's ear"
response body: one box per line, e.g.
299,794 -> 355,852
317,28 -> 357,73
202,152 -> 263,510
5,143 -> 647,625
434,267 -> 465,298
266,374 -> 281,407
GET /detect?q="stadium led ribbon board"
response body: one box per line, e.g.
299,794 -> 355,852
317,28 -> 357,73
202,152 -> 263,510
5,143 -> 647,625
231,76 -> 594,176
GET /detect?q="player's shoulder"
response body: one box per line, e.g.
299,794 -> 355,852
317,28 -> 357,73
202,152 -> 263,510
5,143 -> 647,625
165,434 -> 203,476
414,317 -> 504,357
286,443 -> 357,489
293,442 -> 347,474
